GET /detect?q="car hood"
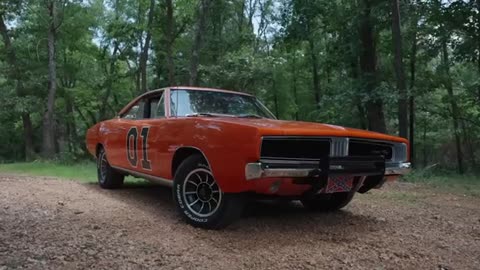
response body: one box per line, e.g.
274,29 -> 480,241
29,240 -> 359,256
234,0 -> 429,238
203,117 -> 407,143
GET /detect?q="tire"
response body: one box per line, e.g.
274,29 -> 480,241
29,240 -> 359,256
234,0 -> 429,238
173,154 -> 244,229
300,192 -> 354,212
97,147 -> 124,189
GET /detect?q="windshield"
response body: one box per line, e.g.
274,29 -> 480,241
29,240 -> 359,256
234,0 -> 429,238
170,89 -> 276,119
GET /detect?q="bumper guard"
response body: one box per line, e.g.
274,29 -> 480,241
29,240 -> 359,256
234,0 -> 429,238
245,156 -> 411,180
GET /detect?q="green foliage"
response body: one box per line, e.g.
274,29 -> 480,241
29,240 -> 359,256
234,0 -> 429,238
0,0 -> 478,176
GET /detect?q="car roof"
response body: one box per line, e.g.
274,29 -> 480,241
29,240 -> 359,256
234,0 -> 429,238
160,86 -> 253,97
117,86 -> 254,117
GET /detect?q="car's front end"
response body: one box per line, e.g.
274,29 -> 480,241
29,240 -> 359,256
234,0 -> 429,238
241,134 -> 410,197
163,86 -> 411,228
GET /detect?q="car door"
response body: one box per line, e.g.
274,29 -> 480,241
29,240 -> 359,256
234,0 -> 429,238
110,91 -> 167,176
134,91 -> 169,177
104,98 -> 147,170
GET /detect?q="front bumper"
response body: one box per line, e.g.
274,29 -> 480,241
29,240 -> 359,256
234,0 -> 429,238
245,156 -> 411,180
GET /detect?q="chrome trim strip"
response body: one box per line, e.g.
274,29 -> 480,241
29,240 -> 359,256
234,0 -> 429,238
245,161 -> 412,180
112,166 -> 173,187
246,163 -> 311,179
260,159 -> 319,164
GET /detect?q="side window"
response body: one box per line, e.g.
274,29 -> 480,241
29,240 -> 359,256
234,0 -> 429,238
122,100 -> 145,119
170,90 -> 194,116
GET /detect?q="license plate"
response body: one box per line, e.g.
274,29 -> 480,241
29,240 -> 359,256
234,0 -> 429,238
323,175 -> 354,193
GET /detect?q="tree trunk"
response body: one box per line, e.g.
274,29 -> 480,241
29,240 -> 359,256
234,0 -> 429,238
41,0 -> 58,158
61,49 -> 78,153
460,120 -> 476,169
0,13 -> 35,161
423,117 -> 427,167
189,0 -> 211,86
441,35 -> 464,174
99,47 -> 118,121
409,3 -> 418,167
99,0 -> 121,120
291,51 -> 298,120
65,93 -> 77,152
272,75 -> 279,118
237,0 -> 245,35
359,0 -> 386,133
391,0 -> 408,138
139,0 -> 156,93
308,38 -> 321,109
22,113 -> 35,161
409,32 -> 417,167
165,0 -> 176,85
477,0 -> 480,104
349,51 -> 368,129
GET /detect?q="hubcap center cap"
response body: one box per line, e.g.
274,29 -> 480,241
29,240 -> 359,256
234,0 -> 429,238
197,183 -> 212,201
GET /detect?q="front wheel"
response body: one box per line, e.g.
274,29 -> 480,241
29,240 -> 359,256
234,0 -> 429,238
173,154 -> 244,229
300,192 -> 354,212
97,147 -> 124,189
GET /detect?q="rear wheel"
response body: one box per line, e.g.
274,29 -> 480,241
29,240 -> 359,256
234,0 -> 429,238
173,154 -> 244,229
97,147 -> 124,189
300,192 -> 354,212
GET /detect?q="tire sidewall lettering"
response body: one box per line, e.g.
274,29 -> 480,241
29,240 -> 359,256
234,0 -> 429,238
175,179 -> 209,223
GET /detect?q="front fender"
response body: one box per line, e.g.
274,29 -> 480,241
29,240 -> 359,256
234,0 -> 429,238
164,118 -> 261,193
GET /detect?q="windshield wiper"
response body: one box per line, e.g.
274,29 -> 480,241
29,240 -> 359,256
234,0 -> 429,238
186,113 -> 214,117
237,114 -> 263,119
186,113 -> 263,118
185,113 -> 234,117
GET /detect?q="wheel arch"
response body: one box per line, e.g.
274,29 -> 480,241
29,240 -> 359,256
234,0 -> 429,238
95,143 -> 104,157
171,147 -> 211,177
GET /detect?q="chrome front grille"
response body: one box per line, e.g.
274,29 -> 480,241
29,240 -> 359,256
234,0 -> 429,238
260,136 -> 407,162
330,137 -> 349,157
392,143 -> 407,162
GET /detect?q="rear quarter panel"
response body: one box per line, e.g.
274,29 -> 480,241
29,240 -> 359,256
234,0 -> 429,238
86,123 -> 100,157
86,119 -> 128,167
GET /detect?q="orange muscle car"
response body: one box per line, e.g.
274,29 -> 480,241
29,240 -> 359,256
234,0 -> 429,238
86,86 -> 411,229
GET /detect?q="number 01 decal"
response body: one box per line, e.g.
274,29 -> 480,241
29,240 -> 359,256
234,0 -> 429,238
126,127 -> 152,170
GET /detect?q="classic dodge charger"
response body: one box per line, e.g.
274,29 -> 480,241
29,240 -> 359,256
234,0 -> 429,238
86,86 -> 411,229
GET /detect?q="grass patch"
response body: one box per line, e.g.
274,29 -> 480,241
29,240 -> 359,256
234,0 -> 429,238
403,169 -> 480,197
0,161 -> 147,185
0,161 -> 97,183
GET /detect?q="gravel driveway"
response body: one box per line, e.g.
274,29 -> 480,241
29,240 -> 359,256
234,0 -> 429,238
0,174 -> 479,269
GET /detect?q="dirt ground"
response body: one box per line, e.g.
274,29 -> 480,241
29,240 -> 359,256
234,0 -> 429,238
0,174 -> 479,270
